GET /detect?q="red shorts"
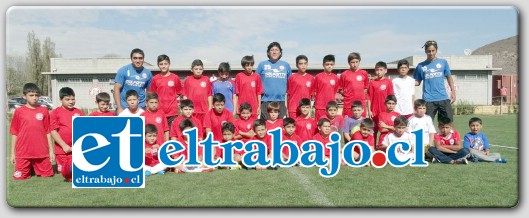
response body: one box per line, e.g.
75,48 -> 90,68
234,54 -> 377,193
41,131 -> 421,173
55,154 -> 72,174
61,157 -> 73,181
288,112 -> 298,119
315,109 -> 327,122
13,158 -> 54,180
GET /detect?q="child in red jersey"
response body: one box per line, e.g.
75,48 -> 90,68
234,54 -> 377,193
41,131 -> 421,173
265,102 -> 283,132
351,118 -> 375,166
141,92 -> 169,145
144,124 -> 167,176
312,54 -> 339,121
321,101 -> 344,134
235,55 -> 263,120
367,61 -> 394,140
295,98 -> 317,143
50,87 -> 85,181
339,52 -> 369,118
10,83 -> 55,180
183,59 -> 212,121
377,95 -> 401,147
89,92 -> 114,116
173,119 -> 213,173
204,93 -> 236,159
249,119 -> 275,170
282,117 -> 302,161
429,117 -> 470,164
234,103 -> 256,143
170,99 -> 204,142
150,54 -> 182,127
313,118 -> 332,159
221,122 -> 244,170
287,55 -> 314,119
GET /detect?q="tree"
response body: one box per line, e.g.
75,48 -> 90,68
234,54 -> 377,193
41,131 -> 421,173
25,31 -> 60,96
6,55 -> 29,97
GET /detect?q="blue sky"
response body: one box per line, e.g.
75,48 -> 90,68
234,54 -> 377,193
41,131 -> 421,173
6,6 -> 518,68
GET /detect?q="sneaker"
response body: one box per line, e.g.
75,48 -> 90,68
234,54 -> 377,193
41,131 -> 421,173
495,158 -> 507,164
502,158 -> 507,163
145,171 -> 151,176
230,165 -> 242,170
431,157 -> 437,163
267,166 -> 278,170
471,156 -> 479,162
157,170 -> 165,175
457,158 -> 468,165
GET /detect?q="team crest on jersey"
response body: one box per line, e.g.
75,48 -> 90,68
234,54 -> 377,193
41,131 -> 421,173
449,139 -> 455,145
330,80 -> 336,86
247,124 -> 251,130
356,75 -> 363,81
381,85 -> 387,90
306,123 -> 312,130
156,117 -> 162,124
391,116 -> 396,121
436,63 -> 442,69
227,84 -> 232,89
422,66 -> 428,72
200,82 -> 206,88
279,66 -> 285,71
14,171 -> 22,178
135,75 -> 140,80
306,81 -> 311,87
168,81 -> 174,87
251,81 -> 256,88
35,113 -> 44,120
57,164 -> 63,172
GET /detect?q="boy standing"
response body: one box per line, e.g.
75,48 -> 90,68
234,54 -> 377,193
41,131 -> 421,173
392,59 -> 415,119
367,61 -> 394,120
183,59 -> 213,121
429,117 -> 470,164
119,90 -> 145,116
212,62 -> 237,114
10,83 -> 55,180
170,99 -> 204,141
150,54 -> 182,127
339,52 -> 369,118
50,87 -> 85,180
141,92 -> 169,145
287,55 -> 314,119
312,54 -> 339,121
463,117 -> 506,163
235,55 -> 263,119
407,99 -> 436,153
295,98 -> 317,143
343,101 -> 365,143
89,92 -> 115,116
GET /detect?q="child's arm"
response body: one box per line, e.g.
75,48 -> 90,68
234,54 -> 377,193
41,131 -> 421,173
366,100 -> 372,118
429,133 -> 435,147
257,94 -> 262,117
434,141 -> 456,154
232,94 -> 238,116
47,133 -> 55,163
239,129 -> 256,139
343,132 -> 351,142
113,83 -> 124,114
378,121 -> 394,133
207,96 -> 213,110
10,135 -> 17,165
51,130 -> 72,153
164,131 -> 169,142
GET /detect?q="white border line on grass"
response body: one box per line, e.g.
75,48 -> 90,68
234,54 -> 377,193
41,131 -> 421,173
288,167 -> 334,207
490,144 -> 519,150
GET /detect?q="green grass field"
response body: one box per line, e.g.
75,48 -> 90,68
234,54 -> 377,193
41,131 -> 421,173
5,114 -> 518,208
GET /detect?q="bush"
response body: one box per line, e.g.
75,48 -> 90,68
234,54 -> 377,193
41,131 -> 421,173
452,100 -> 476,115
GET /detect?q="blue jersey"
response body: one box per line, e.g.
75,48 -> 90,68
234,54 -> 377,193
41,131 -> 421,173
413,58 -> 451,102
463,132 -> 490,151
256,59 -> 292,102
212,79 -> 236,112
114,64 -> 152,109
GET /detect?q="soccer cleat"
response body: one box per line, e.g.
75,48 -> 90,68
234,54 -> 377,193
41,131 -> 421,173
457,158 -> 468,165
431,157 -> 437,163
145,171 -> 151,176
157,170 -> 165,175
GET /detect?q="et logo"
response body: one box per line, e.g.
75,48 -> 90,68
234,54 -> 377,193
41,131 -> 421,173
72,117 -> 145,188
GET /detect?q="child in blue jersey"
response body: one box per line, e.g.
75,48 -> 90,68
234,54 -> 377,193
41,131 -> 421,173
212,62 -> 236,115
463,117 -> 506,163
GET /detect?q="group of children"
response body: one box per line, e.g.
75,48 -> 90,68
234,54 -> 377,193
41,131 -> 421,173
9,52 -> 507,181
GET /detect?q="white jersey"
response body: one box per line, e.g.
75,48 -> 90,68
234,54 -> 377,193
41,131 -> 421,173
382,131 -> 416,161
407,115 -> 436,146
392,76 -> 416,115
119,108 -> 145,116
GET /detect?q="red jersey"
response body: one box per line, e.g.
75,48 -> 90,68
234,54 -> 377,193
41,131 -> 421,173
50,106 -> 85,155
339,69 -> 369,109
434,130 -> 461,146
352,131 -> 375,157
251,134 -> 273,152
144,142 -> 160,167
10,106 -> 51,158
141,110 -> 169,145
287,73 -> 314,113
295,116 -> 316,142
377,111 -> 400,145
282,133 -> 302,157
368,78 -> 394,117
234,117 -> 256,143
235,72 -> 263,116
313,133 -> 331,157
312,72 -> 340,110
89,111 -> 114,116
266,119 -> 283,132
150,72 -> 182,117
321,115 -> 344,133
170,116 -> 204,140
203,108 -> 236,141
183,75 -> 212,115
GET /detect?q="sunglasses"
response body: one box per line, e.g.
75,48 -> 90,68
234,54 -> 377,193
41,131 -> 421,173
423,40 -> 437,48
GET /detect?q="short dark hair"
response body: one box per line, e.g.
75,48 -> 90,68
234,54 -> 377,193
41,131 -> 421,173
145,124 -> 158,134
393,115 -> 408,127
179,118 -> 195,131
253,119 -> 266,130
414,99 -> 427,109
212,93 -> 226,104
157,54 -> 170,64
146,92 -> 158,102
352,100 -> 363,109
347,52 -> 361,62
296,55 -> 308,65
96,92 -> 111,103
326,101 -> 339,110
180,99 -> 194,109
222,122 -> 235,134
239,102 -> 252,113
423,40 -> 438,50
317,118 -> 331,127
469,117 -> 482,126
125,90 -> 138,100
299,98 -> 311,108
266,42 -> 283,60
22,83 -> 40,95
59,87 -> 75,99
397,59 -> 409,69
385,94 -> 397,104
323,54 -> 335,64
130,48 -> 144,59
283,117 -> 296,127
191,59 -> 203,68
218,62 -> 230,72
438,117 -> 452,126
241,55 -> 255,67
375,61 -> 387,69
360,118 -> 374,129
267,102 -> 280,113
